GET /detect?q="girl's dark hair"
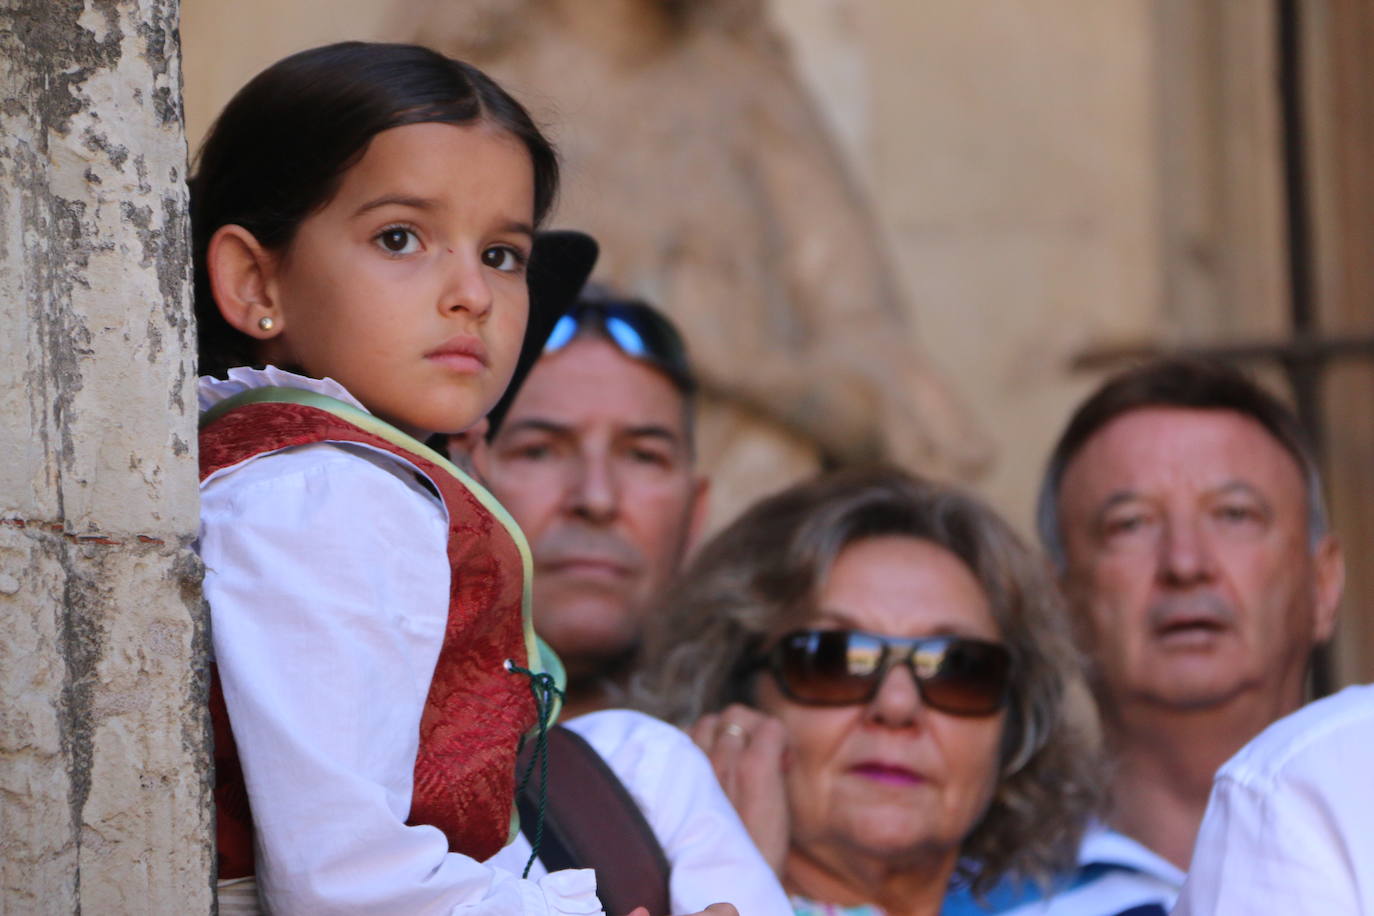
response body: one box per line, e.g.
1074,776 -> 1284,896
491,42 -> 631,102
190,41 -> 559,376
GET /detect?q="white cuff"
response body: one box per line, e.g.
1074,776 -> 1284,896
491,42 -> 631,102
519,869 -> 603,915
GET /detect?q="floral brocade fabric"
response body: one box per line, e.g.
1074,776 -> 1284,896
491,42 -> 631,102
202,400 -> 537,877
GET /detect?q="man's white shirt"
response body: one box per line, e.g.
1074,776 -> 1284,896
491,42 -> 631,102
1173,683 -> 1374,915
941,825 -> 1183,916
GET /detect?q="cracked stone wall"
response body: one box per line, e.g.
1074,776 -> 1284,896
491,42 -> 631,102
0,0 -> 213,911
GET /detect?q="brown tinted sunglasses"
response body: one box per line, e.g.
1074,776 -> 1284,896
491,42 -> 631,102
759,629 -> 1014,716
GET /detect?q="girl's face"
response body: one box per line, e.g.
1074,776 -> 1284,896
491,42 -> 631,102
259,120 -> 534,438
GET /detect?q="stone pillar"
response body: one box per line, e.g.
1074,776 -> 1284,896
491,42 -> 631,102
0,1 -> 212,911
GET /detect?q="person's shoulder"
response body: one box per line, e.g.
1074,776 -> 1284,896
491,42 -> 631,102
197,365 -> 364,412
204,439 -> 435,501
561,708 -> 692,756
198,364 -> 438,499
557,709 -> 712,800
1219,684 -> 1374,789
945,826 -> 1182,916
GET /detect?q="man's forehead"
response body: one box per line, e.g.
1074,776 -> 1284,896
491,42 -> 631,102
499,336 -> 689,437
1059,406 -> 1306,507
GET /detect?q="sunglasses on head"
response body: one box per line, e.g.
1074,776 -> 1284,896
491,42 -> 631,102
544,301 -> 695,394
759,628 -> 1014,716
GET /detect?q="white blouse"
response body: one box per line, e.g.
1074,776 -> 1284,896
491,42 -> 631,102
199,368 -> 600,914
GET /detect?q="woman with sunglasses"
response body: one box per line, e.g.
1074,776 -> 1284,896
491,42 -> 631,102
634,466 -> 1100,915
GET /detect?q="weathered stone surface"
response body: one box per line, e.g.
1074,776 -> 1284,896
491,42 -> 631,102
0,0 -> 212,911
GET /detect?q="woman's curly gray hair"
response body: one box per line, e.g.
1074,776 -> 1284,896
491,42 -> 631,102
633,465 -> 1101,895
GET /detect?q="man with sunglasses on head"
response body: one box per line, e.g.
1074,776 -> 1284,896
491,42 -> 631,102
477,286 -> 789,914
989,358 -> 1344,916
483,283 -> 709,717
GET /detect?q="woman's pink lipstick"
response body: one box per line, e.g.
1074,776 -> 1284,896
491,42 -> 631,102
850,762 -> 925,786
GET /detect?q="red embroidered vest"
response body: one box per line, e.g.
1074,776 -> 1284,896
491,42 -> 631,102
201,389 -> 545,879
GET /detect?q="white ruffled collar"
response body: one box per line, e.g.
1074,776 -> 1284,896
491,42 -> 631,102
197,366 -> 367,414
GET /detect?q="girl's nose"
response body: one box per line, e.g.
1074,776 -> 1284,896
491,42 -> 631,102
440,251 -> 494,318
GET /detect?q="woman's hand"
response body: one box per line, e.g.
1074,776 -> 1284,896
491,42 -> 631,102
624,905 -> 739,916
689,704 -> 790,872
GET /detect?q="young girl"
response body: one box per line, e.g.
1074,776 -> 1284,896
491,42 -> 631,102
192,41 -> 601,913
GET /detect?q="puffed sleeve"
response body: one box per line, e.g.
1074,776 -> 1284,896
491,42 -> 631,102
201,443 -> 602,915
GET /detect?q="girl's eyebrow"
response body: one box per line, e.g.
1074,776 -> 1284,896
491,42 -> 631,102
353,194 -> 438,216
501,220 -> 535,240
351,196 -> 535,240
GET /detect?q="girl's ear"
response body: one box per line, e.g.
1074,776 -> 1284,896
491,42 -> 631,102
207,224 -> 284,339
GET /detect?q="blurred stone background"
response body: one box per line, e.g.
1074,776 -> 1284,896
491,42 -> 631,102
180,0 -> 1374,686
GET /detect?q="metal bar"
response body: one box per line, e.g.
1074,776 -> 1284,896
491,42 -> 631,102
1069,334 -> 1374,373
1277,0 -> 1332,698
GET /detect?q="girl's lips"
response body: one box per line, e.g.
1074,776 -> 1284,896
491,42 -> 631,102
426,352 -> 485,373
426,335 -> 488,373
850,762 -> 926,786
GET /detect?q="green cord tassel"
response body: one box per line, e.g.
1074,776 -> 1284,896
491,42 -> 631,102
507,661 -> 564,879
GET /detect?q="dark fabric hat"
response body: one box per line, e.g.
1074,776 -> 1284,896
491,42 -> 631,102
487,229 -> 599,434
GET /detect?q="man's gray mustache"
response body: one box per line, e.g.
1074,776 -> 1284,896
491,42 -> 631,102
534,524 -> 644,571
1147,592 -> 1236,630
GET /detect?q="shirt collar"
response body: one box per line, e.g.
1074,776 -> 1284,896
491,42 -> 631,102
1080,823 -> 1187,886
197,366 -> 366,414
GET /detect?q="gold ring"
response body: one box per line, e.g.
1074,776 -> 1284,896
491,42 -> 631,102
721,722 -> 748,741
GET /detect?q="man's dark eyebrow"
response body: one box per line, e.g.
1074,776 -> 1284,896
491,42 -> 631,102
495,417 -> 572,439
1089,482 -> 1272,531
1213,479 -> 1264,498
499,421 -> 684,444
1097,490 -> 1141,513
623,424 -> 683,445
1211,479 -> 1273,512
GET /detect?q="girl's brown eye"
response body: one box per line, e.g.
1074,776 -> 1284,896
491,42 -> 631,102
482,245 -> 525,273
375,228 -> 418,254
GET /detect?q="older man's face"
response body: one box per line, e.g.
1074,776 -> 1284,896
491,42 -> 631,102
485,336 -> 706,676
1056,407 -> 1342,713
